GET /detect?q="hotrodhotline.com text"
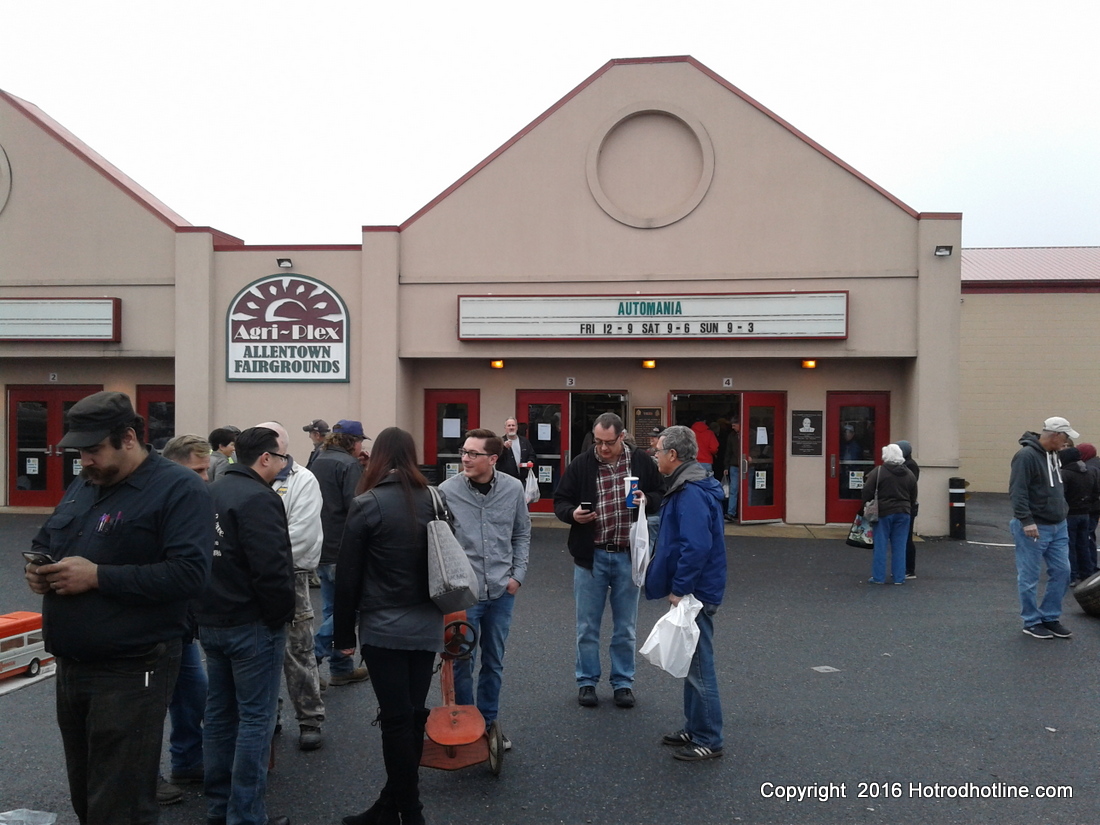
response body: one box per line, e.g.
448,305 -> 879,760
759,782 -> 1074,802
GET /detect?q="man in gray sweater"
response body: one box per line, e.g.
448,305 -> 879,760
439,428 -> 531,749
1009,416 -> 1078,640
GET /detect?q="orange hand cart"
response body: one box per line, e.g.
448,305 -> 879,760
420,612 -> 504,775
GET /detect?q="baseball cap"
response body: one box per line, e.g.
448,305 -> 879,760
58,391 -> 138,449
1043,417 -> 1080,439
302,418 -> 330,434
333,420 -> 366,439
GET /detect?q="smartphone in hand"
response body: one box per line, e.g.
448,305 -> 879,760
22,551 -> 56,566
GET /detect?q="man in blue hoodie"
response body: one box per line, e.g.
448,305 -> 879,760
646,425 -> 727,762
1009,416 -> 1078,640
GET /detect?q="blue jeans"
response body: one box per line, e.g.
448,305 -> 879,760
454,591 -> 515,724
725,470 -> 739,518
168,639 -> 207,774
200,622 -> 286,825
1011,518 -> 1070,627
1066,513 -> 1096,581
313,563 -> 353,676
871,512 -> 910,584
684,604 -> 722,750
574,549 -> 638,689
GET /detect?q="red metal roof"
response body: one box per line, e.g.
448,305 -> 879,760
962,247 -> 1100,282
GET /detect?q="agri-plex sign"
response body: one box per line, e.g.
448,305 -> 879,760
226,275 -> 349,382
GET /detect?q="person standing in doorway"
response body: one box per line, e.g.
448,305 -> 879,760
554,412 -> 663,709
497,417 -> 535,483
863,444 -> 917,585
690,415 -> 720,477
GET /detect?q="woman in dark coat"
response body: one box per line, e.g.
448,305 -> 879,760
863,443 -> 917,585
334,427 -> 444,825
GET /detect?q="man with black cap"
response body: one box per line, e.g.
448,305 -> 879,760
302,418 -> 330,470
24,390 -> 214,825
311,419 -> 370,685
1010,416 -> 1080,639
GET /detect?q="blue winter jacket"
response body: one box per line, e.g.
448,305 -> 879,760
645,461 -> 727,605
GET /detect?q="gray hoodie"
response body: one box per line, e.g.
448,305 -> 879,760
1009,431 -> 1068,526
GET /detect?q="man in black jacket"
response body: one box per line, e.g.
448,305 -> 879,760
310,419 -> 369,685
554,412 -> 663,709
24,391 -> 213,825
196,427 -> 294,825
1009,417 -> 1077,640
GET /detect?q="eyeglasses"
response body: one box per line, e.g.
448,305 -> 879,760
458,448 -> 491,459
593,436 -> 622,447
266,451 -> 290,462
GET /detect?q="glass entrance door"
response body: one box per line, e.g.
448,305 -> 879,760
516,390 -> 569,513
8,385 -> 102,506
739,392 -> 787,523
825,392 -> 890,524
423,389 -> 480,485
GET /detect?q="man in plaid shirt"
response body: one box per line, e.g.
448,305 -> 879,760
554,412 -> 664,709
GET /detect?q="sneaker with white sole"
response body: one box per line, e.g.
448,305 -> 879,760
1041,620 -> 1072,638
673,744 -> 723,762
1022,623 -> 1054,639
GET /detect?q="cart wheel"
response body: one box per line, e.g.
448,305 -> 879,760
27,658 -> 41,678
487,719 -> 504,775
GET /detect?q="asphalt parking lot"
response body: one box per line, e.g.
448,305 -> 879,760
2,495 -> 1097,825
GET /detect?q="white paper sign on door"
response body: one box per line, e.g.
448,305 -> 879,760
442,418 -> 461,439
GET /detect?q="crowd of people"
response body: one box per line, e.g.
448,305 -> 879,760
22,393 -> 728,825
31,392 -> 1091,824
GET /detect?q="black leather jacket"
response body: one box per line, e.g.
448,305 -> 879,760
332,476 -> 442,650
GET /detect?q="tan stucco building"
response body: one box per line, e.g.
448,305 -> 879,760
1,56 -> 964,532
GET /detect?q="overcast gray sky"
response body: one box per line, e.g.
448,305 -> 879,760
3,0 -> 1097,248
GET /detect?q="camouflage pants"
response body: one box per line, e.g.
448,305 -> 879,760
283,570 -> 325,728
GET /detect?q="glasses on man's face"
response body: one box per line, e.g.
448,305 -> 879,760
593,435 -> 621,447
266,451 -> 290,463
458,448 -> 491,459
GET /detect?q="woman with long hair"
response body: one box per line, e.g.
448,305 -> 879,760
333,427 -> 444,825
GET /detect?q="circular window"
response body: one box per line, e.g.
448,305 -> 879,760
0,145 -> 11,218
586,102 -> 714,229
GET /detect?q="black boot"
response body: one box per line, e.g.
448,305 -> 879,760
342,791 -> 398,825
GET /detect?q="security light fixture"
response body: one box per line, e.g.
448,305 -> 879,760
641,360 -> 657,369
801,360 -> 817,369
490,360 -> 505,369
934,245 -> 953,257
277,258 -> 293,268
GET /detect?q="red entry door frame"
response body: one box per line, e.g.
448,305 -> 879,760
825,392 -> 891,524
8,385 -> 102,507
423,389 -> 480,484
739,392 -> 787,523
516,390 -> 569,513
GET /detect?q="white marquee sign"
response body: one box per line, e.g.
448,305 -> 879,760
458,292 -> 847,341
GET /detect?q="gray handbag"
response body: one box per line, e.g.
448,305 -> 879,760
426,486 -> 479,613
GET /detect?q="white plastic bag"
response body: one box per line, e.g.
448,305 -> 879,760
630,517 -> 650,587
524,471 -> 540,504
639,594 -> 703,678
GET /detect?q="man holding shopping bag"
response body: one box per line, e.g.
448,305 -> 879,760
646,425 -> 728,762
